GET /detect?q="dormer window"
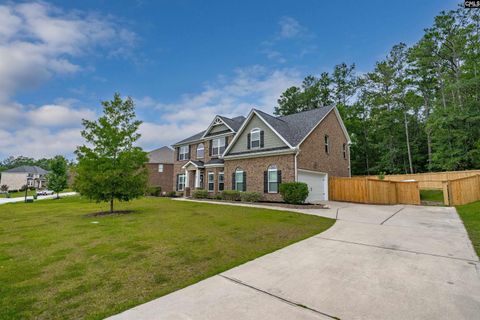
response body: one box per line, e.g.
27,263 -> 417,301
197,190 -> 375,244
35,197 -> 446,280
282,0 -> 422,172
197,143 -> 204,158
250,128 -> 260,148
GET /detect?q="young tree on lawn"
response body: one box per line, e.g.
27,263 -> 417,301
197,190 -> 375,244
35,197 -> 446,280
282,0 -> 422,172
74,93 -> 148,213
47,155 -> 68,199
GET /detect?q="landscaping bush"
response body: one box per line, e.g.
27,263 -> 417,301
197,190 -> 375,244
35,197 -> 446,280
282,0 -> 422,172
192,189 -> 209,199
147,186 -> 162,197
220,190 -> 241,201
279,182 -> 309,204
240,192 -> 261,202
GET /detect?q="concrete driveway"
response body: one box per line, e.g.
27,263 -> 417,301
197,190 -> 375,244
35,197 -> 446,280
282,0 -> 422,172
0,192 -> 78,205
108,201 -> 480,320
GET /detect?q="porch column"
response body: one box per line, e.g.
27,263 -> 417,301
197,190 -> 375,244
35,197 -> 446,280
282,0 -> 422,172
195,169 -> 200,188
184,169 -> 189,187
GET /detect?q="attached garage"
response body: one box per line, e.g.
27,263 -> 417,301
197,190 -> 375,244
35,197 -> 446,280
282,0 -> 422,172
297,169 -> 328,203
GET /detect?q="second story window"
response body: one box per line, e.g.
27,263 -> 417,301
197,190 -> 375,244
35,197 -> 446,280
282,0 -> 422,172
212,137 -> 226,156
158,164 -> 164,172
324,135 -> 329,154
343,143 -> 347,159
179,145 -> 189,160
250,128 -> 260,148
197,143 -> 204,158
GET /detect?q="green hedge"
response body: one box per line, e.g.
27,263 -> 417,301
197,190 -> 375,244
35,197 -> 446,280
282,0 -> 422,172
279,182 -> 309,204
147,186 -> 162,197
220,190 -> 241,201
240,192 -> 262,202
192,189 -> 209,199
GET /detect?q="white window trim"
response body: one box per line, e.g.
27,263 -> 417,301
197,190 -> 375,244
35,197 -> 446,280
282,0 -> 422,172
212,137 -> 226,156
158,164 -> 164,172
208,172 -> 215,192
267,165 -> 278,193
177,174 -> 186,191
179,145 -> 189,160
235,169 -> 244,191
250,128 -> 260,149
197,143 -> 204,158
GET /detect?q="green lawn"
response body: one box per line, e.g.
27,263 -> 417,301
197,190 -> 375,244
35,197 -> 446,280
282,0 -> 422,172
420,189 -> 444,203
457,201 -> 480,257
0,196 -> 334,320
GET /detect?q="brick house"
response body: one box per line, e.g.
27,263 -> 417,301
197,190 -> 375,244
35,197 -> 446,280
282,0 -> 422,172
146,146 -> 174,193
172,106 -> 351,202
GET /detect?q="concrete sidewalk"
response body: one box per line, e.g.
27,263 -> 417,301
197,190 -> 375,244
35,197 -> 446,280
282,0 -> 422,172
108,201 -> 480,320
0,192 -> 78,205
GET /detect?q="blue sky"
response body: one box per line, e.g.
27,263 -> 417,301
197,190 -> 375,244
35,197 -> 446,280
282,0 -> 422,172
0,0 -> 458,159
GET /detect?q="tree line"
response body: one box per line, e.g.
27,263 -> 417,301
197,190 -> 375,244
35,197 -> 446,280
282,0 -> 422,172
275,6 -> 480,175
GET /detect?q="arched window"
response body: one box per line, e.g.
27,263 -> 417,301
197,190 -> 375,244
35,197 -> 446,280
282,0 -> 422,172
250,128 -> 261,148
235,168 -> 244,191
197,143 -> 204,158
267,165 -> 278,193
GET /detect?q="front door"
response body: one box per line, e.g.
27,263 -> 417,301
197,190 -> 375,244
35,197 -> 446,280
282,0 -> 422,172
199,173 -> 204,189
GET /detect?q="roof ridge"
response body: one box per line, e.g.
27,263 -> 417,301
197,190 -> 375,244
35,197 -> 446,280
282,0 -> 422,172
277,105 -> 334,119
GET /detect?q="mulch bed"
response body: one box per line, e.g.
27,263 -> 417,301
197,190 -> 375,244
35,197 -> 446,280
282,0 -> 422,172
84,210 -> 135,217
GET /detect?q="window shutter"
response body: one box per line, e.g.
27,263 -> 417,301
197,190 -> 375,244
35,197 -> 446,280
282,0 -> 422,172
260,130 -> 264,148
176,147 -> 179,161
209,140 -> 213,156
247,133 -> 251,149
264,171 -> 268,193
176,174 -> 179,191
277,170 -> 282,192
232,172 -> 236,190
188,145 -> 191,159
243,172 -> 247,191
225,136 -> 229,147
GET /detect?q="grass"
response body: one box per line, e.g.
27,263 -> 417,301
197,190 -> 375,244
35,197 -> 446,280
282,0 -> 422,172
420,189 -> 444,203
457,201 -> 480,257
0,196 -> 334,320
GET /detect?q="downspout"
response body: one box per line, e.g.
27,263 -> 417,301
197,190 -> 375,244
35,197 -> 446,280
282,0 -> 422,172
348,142 -> 352,177
294,147 -> 300,182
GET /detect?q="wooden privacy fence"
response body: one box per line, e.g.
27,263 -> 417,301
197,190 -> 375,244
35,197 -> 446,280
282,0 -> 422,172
443,175 -> 480,206
364,169 -> 480,189
329,177 -> 420,205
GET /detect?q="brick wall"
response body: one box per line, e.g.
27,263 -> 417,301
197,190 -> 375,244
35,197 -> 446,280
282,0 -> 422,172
146,163 -> 174,192
224,154 -> 295,201
297,110 -> 350,177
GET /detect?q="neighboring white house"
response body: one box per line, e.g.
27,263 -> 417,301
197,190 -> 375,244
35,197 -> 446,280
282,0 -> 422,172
0,166 -> 49,191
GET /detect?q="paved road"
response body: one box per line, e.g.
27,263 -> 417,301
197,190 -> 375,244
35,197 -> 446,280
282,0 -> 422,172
0,192 -> 78,205
108,201 -> 480,320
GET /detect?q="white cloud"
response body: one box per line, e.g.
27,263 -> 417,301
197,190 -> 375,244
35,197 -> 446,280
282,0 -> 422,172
27,104 -> 96,127
136,66 -> 301,151
0,1 -> 136,101
279,17 -> 305,39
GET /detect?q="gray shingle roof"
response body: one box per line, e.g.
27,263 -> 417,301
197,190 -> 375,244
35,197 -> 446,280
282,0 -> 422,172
255,105 -> 335,146
172,106 -> 336,148
4,165 -> 49,174
147,146 -> 174,164
205,158 -> 224,165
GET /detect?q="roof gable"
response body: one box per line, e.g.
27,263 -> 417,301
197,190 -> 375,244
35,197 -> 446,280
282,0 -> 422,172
147,146 -> 174,164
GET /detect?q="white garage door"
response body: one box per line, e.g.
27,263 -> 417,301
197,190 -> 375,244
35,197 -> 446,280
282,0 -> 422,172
297,170 -> 328,203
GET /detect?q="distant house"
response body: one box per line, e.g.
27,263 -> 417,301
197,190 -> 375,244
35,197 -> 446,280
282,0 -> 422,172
146,146 -> 174,193
0,166 -> 49,191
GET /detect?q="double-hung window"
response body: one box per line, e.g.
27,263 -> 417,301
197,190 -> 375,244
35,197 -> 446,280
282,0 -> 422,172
343,143 -> 347,159
268,165 -> 278,193
250,128 -> 260,148
179,145 -> 189,160
208,172 -> 214,192
235,169 -> 244,191
177,174 -> 185,191
158,164 -> 164,172
218,172 -> 224,191
197,143 -> 204,158
212,138 -> 226,156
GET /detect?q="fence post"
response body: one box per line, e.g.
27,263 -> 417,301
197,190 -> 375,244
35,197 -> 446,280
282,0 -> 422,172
442,181 -> 450,206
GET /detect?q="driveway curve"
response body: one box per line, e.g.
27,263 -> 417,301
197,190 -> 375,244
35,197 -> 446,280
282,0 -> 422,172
108,201 -> 480,320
